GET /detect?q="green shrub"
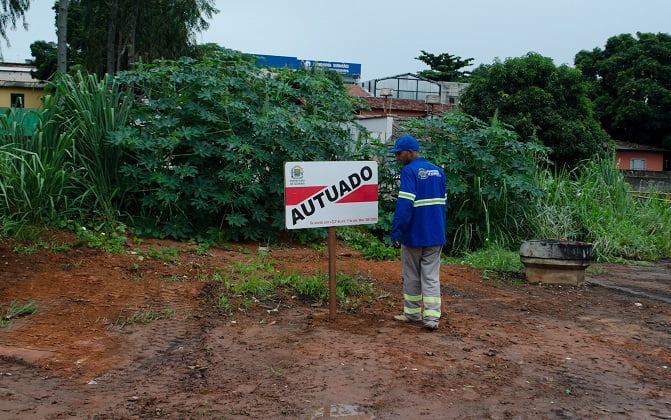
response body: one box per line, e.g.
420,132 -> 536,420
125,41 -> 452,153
114,48 -> 365,241
358,113 -> 549,253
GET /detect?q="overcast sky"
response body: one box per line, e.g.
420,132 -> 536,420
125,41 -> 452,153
2,0 -> 670,81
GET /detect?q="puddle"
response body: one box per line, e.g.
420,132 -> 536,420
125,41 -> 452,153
310,403 -> 374,419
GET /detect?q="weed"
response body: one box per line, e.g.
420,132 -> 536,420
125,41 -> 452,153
75,224 -> 128,253
112,307 -> 175,327
49,242 -> 71,252
236,246 -> 250,254
337,226 -> 399,260
187,243 -> 211,256
12,244 -> 36,254
195,272 -> 210,282
205,255 -> 379,315
291,274 -> 328,302
0,300 -> 38,328
308,242 -> 326,254
214,296 -> 232,312
11,238 -> 71,254
586,265 -> 609,274
142,246 -> 180,262
445,244 -> 525,284
165,274 -> 188,283
334,272 -> 377,312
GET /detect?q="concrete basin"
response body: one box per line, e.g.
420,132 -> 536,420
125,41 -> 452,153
519,239 -> 593,285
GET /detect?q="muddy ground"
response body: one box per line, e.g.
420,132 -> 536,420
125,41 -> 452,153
0,231 -> 669,419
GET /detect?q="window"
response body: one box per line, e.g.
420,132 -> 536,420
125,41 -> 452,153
10,93 -> 24,108
630,158 -> 646,170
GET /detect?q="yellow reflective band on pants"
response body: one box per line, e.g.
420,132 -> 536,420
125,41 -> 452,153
403,306 -> 422,315
423,296 -> 441,319
403,293 -> 422,319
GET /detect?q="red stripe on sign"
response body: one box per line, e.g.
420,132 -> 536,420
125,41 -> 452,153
285,186 -> 326,206
336,184 -> 378,203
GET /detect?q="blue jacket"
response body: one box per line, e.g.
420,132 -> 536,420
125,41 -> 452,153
391,157 -> 447,247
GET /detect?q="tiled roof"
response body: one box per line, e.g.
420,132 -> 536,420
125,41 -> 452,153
615,141 -> 669,152
346,84 -> 371,97
359,96 -> 456,114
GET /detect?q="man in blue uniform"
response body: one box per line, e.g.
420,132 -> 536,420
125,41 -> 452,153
389,135 -> 447,330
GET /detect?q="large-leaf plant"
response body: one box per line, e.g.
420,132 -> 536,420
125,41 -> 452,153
115,47 -> 363,241
360,113 -> 550,252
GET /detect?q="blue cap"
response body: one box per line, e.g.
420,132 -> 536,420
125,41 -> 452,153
389,135 -> 419,153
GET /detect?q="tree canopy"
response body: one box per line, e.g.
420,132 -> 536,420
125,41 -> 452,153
575,32 -> 671,149
415,50 -> 473,81
33,0 -> 218,77
459,52 -> 611,167
0,0 -> 30,51
29,40 -> 56,80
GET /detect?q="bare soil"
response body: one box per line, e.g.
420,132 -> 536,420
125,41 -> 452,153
0,231 -> 670,419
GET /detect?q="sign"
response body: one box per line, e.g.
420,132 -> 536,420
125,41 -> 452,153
253,54 -> 362,76
284,161 -> 378,229
300,60 -> 362,76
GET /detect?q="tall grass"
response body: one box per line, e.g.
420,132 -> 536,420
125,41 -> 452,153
0,73 -> 133,235
526,156 -> 671,261
0,99 -> 77,234
52,72 -> 133,228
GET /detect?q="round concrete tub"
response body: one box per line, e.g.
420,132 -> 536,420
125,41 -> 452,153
519,240 -> 593,285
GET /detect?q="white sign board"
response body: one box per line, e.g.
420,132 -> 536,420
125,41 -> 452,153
285,161 -> 378,229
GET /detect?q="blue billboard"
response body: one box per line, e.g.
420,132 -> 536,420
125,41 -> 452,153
252,54 -> 361,77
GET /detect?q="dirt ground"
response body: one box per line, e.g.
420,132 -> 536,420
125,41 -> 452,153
0,231 -> 669,419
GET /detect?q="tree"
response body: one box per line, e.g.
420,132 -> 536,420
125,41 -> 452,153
64,0 -> 218,76
459,52 -> 611,167
56,0 -> 67,73
415,50 -> 474,81
575,32 -> 671,149
29,40 -> 57,80
0,0 -> 30,52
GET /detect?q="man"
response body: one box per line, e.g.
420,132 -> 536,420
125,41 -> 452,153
389,135 -> 447,330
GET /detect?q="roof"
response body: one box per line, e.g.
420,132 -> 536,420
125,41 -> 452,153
0,62 -> 46,87
615,141 -> 669,153
367,72 -> 439,84
356,96 -> 456,115
346,84 -> 371,97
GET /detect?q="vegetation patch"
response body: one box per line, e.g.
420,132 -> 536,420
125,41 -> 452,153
202,255 -> 379,316
0,300 -> 38,328
112,307 -> 176,327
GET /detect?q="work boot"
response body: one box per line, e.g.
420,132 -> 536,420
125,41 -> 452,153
424,320 -> 439,330
393,314 -> 420,323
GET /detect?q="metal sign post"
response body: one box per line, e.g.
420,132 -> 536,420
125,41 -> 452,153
284,161 -> 378,321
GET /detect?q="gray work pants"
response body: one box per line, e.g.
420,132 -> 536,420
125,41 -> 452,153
400,245 -> 442,322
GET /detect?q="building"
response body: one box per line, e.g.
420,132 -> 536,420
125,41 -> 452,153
615,141 -> 671,193
359,73 -> 469,106
614,141 -> 668,172
0,62 -> 46,109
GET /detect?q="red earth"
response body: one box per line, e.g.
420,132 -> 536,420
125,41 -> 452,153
0,231 -> 670,419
